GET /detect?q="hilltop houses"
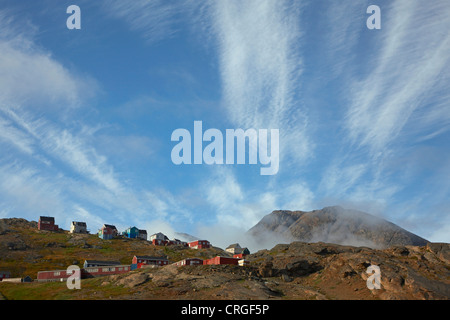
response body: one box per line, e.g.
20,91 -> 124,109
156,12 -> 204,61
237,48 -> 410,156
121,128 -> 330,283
149,232 -> 187,246
188,240 -> 211,249
122,226 -> 139,239
103,224 -> 119,236
137,229 -> 148,240
150,232 -> 165,240
150,232 -> 168,243
70,221 -> 87,234
98,224 -> 120,239
26,214 -> 253,284
38,216 -> 59,231
226,243 -> 250,257
98,225 -> 114,240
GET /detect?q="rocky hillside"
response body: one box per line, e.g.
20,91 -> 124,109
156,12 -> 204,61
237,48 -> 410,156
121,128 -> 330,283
0,218 -> 227,279
0,217 -> 448,300
247,206 -> 429,249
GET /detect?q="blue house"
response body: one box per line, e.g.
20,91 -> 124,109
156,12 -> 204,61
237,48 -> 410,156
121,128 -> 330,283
122,226 -> 139,239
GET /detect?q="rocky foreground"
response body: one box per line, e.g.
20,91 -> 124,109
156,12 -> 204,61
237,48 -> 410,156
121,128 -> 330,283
35,241 -> 448,300
0,217 -> 449,300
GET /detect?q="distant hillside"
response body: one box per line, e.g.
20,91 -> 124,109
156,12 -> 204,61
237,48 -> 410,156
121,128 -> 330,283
247,206 -> 429,249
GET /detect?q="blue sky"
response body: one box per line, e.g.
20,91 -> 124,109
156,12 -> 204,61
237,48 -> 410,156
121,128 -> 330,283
0,0 -> 449,248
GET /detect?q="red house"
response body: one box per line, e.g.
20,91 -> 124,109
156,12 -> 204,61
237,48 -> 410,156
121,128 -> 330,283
38,216 -> 59,231
203,256 -> 240,265
132,256 -> 169,267
37,265 -> 131,281
37,269 -> 70,281
188,240 -> 211,249
151,239 -> 168,246
173,258 -> 203,267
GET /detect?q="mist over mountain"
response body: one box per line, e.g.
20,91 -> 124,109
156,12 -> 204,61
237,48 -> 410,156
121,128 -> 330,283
247,206 -> 429,249
173,232 -> 199,242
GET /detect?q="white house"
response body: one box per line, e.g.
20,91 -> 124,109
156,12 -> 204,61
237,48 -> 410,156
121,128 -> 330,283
70,221 -> 87,234
150,232 -> 169,242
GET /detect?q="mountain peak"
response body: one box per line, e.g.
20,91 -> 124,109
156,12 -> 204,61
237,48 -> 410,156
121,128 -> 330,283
248,206 -> 428,249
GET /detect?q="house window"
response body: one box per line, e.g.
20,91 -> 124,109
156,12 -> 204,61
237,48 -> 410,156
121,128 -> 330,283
54,272 -> 60,276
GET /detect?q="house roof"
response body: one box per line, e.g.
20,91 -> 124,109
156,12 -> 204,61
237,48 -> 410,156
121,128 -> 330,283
103,224 -> 117,230
39,216 -> 55,222
134,255 -> 168,261
150,232 -> 169,240
226,243 -> 241,249
84,260 -> 121,266
72,221 -> 86,226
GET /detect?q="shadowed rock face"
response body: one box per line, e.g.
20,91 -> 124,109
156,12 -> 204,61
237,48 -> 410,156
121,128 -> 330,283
247,206 -> 429,249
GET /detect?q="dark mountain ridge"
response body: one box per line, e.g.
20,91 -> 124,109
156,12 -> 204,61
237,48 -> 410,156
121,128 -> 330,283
247,206 -> 429,249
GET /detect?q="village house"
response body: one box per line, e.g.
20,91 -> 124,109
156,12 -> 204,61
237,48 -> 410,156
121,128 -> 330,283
173,258 -> 203,267
149,232 -> 169,245
38,216 -> 59,231
103,224 -> 119,236
238,259 -> 250,267
1,276 -> 32,283
203,256 -> 240,266
150,232 -> 168,241
170,238 -> 187,246
149,232 -> 188,246
137,229 -> 148,240
188,240 -> 211,249
70,221 -> 87,234
203,256 -> 249,266
132,255 -> 169,268
122,226 -> 139,239
38,265 -> 131,282
98,225 -> 114,240
83,260 -> 122,268
226,243 -> 250,256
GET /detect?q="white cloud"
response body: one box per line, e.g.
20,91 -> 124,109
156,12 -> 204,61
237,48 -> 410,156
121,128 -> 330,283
345,0 -> 450,155
208,0 -> 311,168
102,0 -> 183,44
0,38 -> 96,111
0,116 -> 34,155
0,162 -> 66,217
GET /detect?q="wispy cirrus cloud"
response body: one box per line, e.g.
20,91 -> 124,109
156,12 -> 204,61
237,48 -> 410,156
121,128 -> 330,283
102,0 -> 184,44
0,9 -> 192,232
315,0 -> 450,240
208,0 -> 311,167
345,0 -> 450,155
